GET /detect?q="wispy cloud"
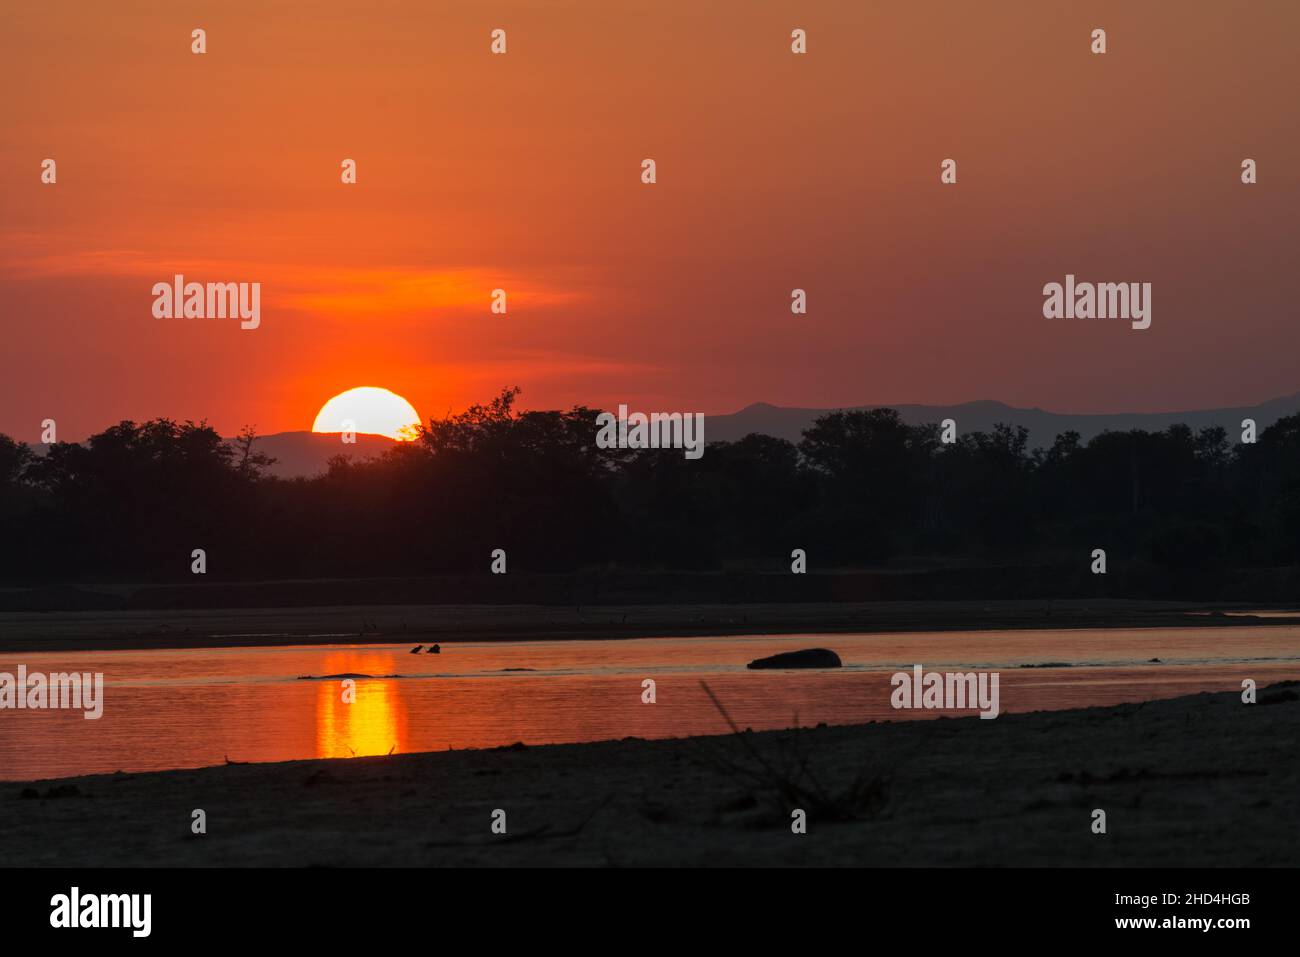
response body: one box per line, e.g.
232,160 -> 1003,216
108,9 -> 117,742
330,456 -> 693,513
0,240 -> 589,319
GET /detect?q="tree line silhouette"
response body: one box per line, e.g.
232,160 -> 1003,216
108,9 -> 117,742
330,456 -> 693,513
2,387 -> 1299,586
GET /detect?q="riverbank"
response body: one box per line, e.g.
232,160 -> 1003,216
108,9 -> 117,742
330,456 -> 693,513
1,599 -> 1297,653
5,682 -> 1297,866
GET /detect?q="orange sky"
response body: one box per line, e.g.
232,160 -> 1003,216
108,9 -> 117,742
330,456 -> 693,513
2,1 -> 1298,441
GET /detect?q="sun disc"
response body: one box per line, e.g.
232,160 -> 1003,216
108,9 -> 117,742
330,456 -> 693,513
312,387 -> 421,441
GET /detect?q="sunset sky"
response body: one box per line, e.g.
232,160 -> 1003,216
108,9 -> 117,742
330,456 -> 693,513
2,0 -> 1298,442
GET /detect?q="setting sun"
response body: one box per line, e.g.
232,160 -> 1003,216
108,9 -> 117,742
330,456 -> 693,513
312,387 -> 422,440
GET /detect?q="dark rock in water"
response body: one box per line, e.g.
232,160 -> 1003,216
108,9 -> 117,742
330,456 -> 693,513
296,672 -> 397,680
747,648 -> 842,670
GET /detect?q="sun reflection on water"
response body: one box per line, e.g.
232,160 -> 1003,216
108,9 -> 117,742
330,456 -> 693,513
313,653 -> 407,758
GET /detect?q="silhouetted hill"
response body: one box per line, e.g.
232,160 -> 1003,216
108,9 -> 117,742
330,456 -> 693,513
706,394 -> 1300,450
229,431 -> 397,478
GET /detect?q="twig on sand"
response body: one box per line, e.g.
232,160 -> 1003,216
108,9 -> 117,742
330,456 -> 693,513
695,680 -> 889,823
424,795 -> 613,848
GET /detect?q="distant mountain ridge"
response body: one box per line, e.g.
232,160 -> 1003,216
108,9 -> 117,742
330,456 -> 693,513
229,432 -> 397,479
705,394 -> 1300,451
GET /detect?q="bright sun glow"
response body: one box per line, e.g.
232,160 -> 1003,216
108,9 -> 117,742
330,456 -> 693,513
312,387 -> 422,441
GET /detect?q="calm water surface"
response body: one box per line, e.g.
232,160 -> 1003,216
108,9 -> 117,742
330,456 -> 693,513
2,626 -> 1298,780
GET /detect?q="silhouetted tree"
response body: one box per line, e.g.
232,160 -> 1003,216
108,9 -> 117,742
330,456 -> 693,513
4,394 -> 1300,587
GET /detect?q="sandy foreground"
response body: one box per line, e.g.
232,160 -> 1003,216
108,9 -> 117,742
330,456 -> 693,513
4,682 -> 1297,867
0,599 -> 1293,652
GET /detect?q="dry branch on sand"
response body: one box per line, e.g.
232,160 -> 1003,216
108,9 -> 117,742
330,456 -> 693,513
693,680 -> 890,824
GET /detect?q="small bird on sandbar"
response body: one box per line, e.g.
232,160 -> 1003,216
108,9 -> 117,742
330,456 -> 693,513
426,644 -> 441,654
409,645 -> 423,654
